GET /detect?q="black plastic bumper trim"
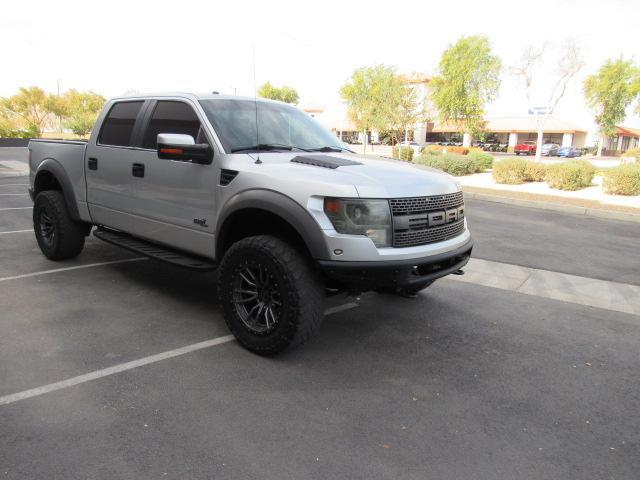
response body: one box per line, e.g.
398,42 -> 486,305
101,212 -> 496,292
317,237 -> 473,290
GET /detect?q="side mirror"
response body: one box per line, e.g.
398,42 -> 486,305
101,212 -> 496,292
157,133 -> 213,165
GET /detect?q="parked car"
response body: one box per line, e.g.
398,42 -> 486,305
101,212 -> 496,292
556,146 -> 582,158
541,143 -> 560,156
514,141 -> 537,155
28,93 -> 473,355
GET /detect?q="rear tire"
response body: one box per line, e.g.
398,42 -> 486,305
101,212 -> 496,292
218,235 -> 325,355
33,190 -> 86,260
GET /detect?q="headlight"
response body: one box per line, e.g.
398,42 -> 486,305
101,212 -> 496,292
323,198 -> 392,247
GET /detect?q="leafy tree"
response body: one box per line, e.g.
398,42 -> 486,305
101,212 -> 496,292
340,65 -> 403,151
0,86 -> 53,136
584,58 -> 640,155
390,83 -> 428,144
49,90 -> 106,136
257,82 -> 299,104
430,35 -> 501,140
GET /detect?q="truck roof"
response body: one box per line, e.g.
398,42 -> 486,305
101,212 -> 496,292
109,92 -> 281,104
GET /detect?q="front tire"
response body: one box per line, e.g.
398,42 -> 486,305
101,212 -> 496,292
33,190 -> 86,260
218,235 -> 325,355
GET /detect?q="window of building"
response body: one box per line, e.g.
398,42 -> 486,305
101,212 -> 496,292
98,101 -> 144,147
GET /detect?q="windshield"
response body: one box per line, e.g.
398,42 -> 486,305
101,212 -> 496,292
199,99 -> 344,153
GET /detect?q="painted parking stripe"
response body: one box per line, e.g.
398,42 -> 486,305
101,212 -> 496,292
448,258 -> 640,316
0,257 -> 147,283
0,229 -> 33,235
0,193 -> 27,196
0,184 -> 29,187
0,303 -> 359,406
0,207 -> 32,211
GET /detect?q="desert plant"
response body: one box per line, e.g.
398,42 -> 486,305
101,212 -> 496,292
602,164 -> 640,195
416,153 -> 481,176
468,151 -> 494,171
492,158 -> 528,184
545,160 -> 595,190
524,161 -> 546,181
392,146 -> 414,161
621,148 -> 640,162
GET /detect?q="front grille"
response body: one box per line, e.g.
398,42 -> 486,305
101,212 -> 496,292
393,218 -> 465,248
391,192 -> 465,248
390,191 -> 464,215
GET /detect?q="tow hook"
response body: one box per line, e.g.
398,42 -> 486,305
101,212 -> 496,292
453,269 -> 465,275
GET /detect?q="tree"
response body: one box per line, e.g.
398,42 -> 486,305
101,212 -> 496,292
513,40 -> 584,161
49,90 -> 106,136
257,82 -> 299,104
389,83 -> 428,145
584,58 -> 640,156
340,65 -> 402,152
0,87 -> 54,136
430,35 -> 501,142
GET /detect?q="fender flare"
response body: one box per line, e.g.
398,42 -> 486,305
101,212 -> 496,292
216,189 -> 330,260
34,158 -> 81,221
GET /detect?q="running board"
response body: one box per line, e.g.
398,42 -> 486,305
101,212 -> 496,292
94,228 -> 217,271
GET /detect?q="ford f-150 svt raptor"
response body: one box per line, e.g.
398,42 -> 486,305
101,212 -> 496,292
28,93 -> 473,354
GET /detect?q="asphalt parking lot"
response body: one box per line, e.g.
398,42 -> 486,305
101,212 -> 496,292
1,150 -> 639,479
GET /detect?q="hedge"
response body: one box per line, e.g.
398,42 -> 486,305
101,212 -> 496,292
467,151 -> 493,171
492,158 -> 546,184
415,153 -> 487,176
545,160 -> 595,191
421,144 -> 469,155
621,147 -> 640,161
392,146 -> 414,161
602,164 -> 640,195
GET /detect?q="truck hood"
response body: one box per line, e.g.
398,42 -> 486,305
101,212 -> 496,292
231,152 -> 460,198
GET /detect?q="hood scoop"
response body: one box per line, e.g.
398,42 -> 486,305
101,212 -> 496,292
290,155 -> 362,169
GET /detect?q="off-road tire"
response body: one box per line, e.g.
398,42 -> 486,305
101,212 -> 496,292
218,235 -> 325,355
33,190 -> 86,260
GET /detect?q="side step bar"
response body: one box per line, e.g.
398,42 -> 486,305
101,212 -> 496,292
94,228 -> 217,271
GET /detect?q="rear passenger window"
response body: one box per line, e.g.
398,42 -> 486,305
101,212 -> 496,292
98,101 -> 144,147
142,101 -> 203,149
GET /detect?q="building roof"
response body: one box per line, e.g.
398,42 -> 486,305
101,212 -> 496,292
432,116 -> 587,134
616,126 -> 640,137
399,72 -> 432,85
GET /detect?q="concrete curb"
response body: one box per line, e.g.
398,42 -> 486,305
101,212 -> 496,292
464,191 -> 640,224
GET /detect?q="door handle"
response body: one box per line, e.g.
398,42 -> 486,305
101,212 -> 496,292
132,163 -> 145,178
88,157 -> 98,170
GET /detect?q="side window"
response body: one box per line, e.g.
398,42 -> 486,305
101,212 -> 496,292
142,101 -> 204,149
98,101 -> 144,147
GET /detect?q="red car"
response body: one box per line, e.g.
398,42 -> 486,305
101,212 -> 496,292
514,141 -> 537,155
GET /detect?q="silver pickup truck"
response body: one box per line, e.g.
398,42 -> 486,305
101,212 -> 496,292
28,93 -> 472,354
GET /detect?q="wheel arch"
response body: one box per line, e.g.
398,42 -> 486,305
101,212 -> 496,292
215,190 -> 329,261
33,159 -> 81,221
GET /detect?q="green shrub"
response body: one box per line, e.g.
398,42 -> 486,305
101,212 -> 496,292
602,164 -> 640,195
492,158 -> 527,184
545,160 -> 596,190
415,153 -> 481,176
621,147 -> 640,161
492,158 -> 546,184
468,151 -> 494,171
524,161 -> 546,182
392,146 -> 414,161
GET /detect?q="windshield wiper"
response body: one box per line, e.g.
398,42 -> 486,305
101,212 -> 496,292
231,143 -> 306,153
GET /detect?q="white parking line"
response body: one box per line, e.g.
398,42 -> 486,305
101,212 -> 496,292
0,303 -> 359,406
0,229 -> 33,235
0,183 -> 28,187
0,193 -> 27,196
0,207 -> 32,211
0,257 -> 147,283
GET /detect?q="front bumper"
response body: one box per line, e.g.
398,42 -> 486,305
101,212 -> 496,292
317,237 -> 473,291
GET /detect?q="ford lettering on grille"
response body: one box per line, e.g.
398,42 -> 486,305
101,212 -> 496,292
390,192 -> 465,247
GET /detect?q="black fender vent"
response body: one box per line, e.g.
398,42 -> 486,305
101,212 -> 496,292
290,155 -> 362,169
219,169 -> 238,186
